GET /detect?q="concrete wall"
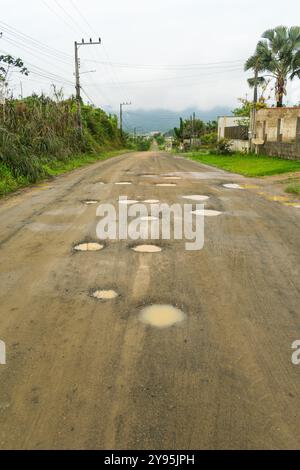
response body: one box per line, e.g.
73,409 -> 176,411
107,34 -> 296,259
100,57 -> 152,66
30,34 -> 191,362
218,116 -> 250,152
231,139 -> 250,152
218,116 -> 249,139
255,107 -> 300,160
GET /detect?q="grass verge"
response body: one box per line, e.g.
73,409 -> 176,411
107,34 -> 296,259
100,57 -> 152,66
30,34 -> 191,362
285,181 -> 300,196
0,149 -> 130,197
182,152 -> 300,177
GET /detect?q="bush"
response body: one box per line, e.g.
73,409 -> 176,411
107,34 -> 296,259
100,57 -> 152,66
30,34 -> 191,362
201,132 -> 218,145
136,138 -> 151,151
214,138 -> 232,155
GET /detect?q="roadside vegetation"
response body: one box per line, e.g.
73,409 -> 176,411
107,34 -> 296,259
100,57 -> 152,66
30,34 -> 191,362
183,151 -> 300,177
0,53 -> 153,197
285,179 -> 300,195
0,91 -> 125,196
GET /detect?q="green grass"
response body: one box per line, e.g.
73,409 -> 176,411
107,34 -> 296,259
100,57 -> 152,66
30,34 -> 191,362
285,181 -> 300,196
183,152 -> 300,177
0,149 -> 130,197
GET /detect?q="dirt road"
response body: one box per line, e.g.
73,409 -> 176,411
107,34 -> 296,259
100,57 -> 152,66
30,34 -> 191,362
0,151 -> 300,450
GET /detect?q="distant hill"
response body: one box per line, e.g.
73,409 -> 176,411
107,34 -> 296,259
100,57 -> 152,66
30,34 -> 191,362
120,106 -> 232,133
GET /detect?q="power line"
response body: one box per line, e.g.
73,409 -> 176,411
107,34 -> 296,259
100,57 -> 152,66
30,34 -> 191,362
82,58 -> 245,70
1,36 -> 73,73
0,46 -> 74,87
0,20 -> 72,61
53,0 -> 87,33
66,0 -> 128,103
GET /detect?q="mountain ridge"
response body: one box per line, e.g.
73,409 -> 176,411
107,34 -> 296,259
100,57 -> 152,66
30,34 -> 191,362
119,106 -> 232,133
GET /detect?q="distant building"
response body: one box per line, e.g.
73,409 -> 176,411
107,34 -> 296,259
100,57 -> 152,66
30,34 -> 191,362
218,116 -> 250,152
165,136 -> 174,151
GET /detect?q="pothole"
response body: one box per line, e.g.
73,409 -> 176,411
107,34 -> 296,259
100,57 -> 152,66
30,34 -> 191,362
83,200 -> 99,205
191,209 -> 222,217
140,216 -> 159,221
92,290 -> 118,300
223,183 -> 243,189
139,304 -> 185,328
143,199 -> 160,204
163,176 -> 181,180
115,182 -> 132,185
182,195 -> 210,201
132,244 -> 162,253
119,199 -> 139,205
156,183 -> 177,187
74,242 -> 104,252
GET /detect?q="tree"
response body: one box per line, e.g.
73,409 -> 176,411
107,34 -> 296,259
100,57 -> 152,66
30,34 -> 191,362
245,26 -> 300,107
174,117 -> 184,143
205,120 -> 217,133
0,54 -> 29,102
232,98 -> 266,117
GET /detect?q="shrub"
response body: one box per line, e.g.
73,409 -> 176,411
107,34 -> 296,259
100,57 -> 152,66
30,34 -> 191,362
201,132 -> 218,145
214,138 -> 232,155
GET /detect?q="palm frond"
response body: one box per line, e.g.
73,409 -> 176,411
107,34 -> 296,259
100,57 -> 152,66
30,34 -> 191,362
247,76 -> 266,88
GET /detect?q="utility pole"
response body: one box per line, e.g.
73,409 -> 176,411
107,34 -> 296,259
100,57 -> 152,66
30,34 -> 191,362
190,115 -> 193,148
74,38 -> 101,133
120,102 -> 131,137
250,68 -> 259,153
193,112 -> 196,146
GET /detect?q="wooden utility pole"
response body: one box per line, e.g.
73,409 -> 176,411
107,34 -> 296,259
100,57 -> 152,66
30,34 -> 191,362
250,68 -> 259,152
120,102 -> 131,137
74,38 -> 101,133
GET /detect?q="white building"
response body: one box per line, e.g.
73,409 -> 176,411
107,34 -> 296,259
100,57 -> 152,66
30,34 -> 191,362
218,116 -> 250,152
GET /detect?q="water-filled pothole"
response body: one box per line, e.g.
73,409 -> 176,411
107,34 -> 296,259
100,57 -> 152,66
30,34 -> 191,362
156,183 -> 177,187
119,199 -> 139,205
139,304 -> 185,328
132,244 -> 162,253
83,200 -> 99,205
223,183 -> 243,189
74,242 -> 104,252
92,290 -> 118,300
164,176 -> 181,180
143,199 -> 160,204
115,182 -> 132,185
191,209 -> 222,217
140,216 -> 159,221
182,195 -> 210,201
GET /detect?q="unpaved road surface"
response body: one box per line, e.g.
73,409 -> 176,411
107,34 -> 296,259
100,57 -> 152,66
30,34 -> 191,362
0,151 -> 300,450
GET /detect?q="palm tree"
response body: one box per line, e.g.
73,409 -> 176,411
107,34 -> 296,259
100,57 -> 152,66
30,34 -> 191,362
245,26 -> 300,107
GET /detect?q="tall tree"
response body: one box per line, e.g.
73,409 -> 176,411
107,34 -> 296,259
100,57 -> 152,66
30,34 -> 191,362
0,54 -> 29,106
245,26 -> 300,107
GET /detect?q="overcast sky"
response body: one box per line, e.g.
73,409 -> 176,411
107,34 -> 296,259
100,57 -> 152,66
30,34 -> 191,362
1,0 -> 300,115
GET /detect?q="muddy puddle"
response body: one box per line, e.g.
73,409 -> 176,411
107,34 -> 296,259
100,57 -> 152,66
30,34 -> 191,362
92,290 -> 118,300
182,195 -> 210,201
83,200 -> 99,205
132,245 -> 162,253
223,183 -> 243,189
74,242 -> 104,252
119,199 -> 139,205
139,304 -> 185,328
191,209 -> 222,217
